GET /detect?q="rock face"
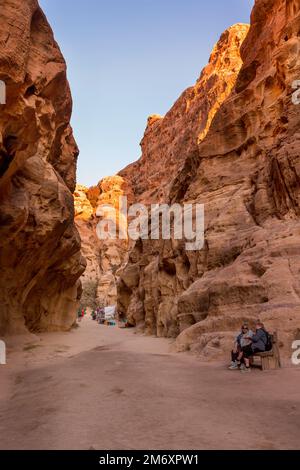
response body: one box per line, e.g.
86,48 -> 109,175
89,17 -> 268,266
117,23 -> 250,334
117,1 -> 300,358
0,0 -> 85,335
74,176 -> 133,309
74,185 -> 100,309
120,24 -> 250,204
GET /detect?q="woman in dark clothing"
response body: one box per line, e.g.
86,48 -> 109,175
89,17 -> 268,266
241,321 -> 268,373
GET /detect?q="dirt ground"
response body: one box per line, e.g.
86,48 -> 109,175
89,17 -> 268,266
0,317 -> 300,450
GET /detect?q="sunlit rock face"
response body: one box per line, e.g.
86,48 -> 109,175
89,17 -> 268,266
120,23 -> 250,205
74,176 -> 133,309
0,0 -> 85,335
117,23 -> 250,337
118,1 -> 300,359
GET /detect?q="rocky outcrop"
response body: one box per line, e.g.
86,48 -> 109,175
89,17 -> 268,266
117,23 -> 250,334
118,0 -> 300,358
0,0 -> 85,335
120,24 -> 250,204
75,176 -> 133,309
74,185 -> 101,309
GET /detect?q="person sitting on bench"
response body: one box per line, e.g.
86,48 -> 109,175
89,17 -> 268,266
229,324 -> 254,370
241,321 -> 268,373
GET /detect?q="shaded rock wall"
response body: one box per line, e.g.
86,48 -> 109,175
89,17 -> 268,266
0,0 -> 85,334
117,0 -> 300,358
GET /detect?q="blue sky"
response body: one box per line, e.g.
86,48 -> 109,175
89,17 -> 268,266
40,0 -> 254,186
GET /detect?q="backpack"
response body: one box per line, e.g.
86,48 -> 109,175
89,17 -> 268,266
263,329 -> 273,352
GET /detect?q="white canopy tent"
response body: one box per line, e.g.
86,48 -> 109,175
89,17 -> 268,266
104,306 -> 116,320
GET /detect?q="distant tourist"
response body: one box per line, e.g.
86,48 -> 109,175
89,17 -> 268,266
229,324 -> 254,370
77,308 -> 82,322
96,308 -> 105,324
78,308 -> 85,322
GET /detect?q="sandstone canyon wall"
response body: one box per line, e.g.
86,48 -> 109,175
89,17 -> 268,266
74,177 -> 133,310
0,0 -> 85,335
75,23 -> 249,314
117,0 -> 300,358
120,24 -> 250,205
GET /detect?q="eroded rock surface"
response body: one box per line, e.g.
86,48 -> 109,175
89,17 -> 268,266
117,1 -> 300,358
120,24 -> 250,205
74,176 -> 133,309
0,0 -> 85,334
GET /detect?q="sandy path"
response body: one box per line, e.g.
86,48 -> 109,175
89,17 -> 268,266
0,318 -> 300,450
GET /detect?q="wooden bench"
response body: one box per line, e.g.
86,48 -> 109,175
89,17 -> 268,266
253,332 -> 281,371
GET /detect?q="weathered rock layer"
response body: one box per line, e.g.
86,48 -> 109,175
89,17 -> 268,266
74,177 -> 133,309
120,24 -> 250,205
0,0 -> 85,335
117,0 -> 300,358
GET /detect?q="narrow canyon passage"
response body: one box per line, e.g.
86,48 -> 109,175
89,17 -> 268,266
1,320 -> 300,450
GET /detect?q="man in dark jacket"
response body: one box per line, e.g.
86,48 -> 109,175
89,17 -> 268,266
241,321 -> 268,373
